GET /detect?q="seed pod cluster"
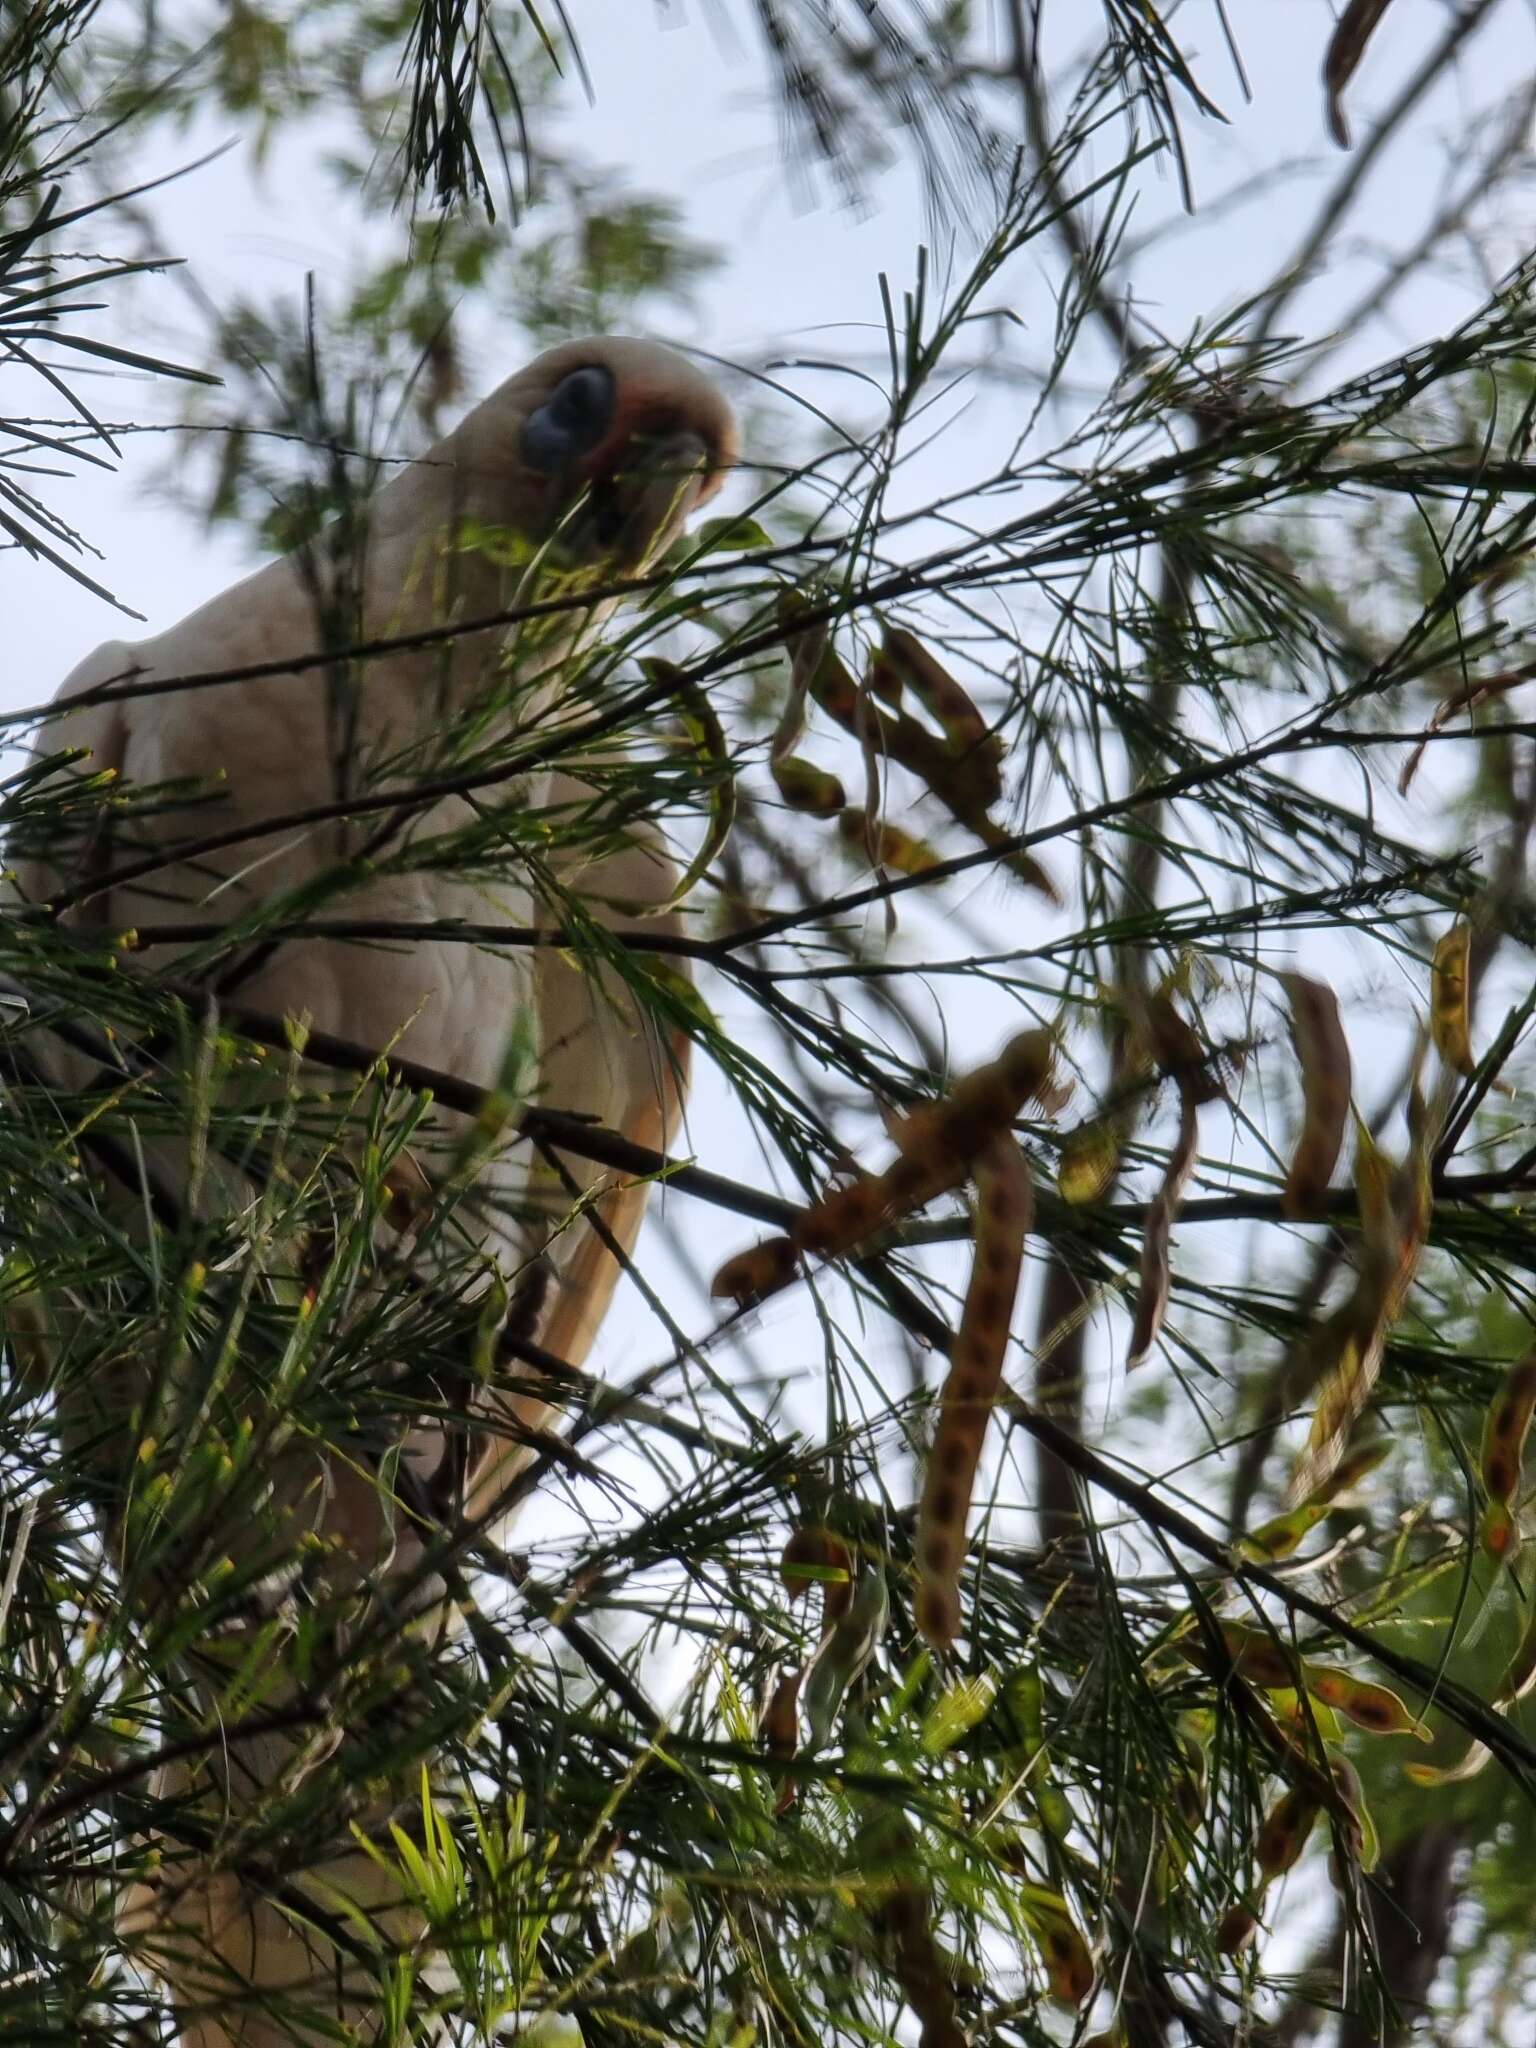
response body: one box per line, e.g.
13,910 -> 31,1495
774,594 -> 1059,904
711,1028 -> 1055,1306
1187,1623 -> 1425,1742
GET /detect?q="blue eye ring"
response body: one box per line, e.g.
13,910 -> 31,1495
520,364 -> 617,473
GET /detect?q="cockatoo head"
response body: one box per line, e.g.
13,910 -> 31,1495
497,335 -> 739,571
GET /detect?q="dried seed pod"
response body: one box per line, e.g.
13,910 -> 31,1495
710,1235 -> 799,1306
1324,0 -> 1400,148
1215,1623 -> 1301,1693
1256,1788 -> 1321,1881
972,812 -> 1060,904
1431,922 -> 1475,1077
714,1033 -> 1053,1299
780,1527 -> 855,1625
1326,1754 -> 1378,1873
1280,974 -> 1351,1221
1137,991 -> 1220,1104
773,612 -> 825,762
770,754 -> 847,815
879,626 -> 992,753
1481,1353 -> 1536,1516
1290,1107 -> 1432,1504
1126,1083 -> 1199,1370
792,1171 -> 898,1262
761,1667 -> 804,1813
1216,1902 -> 1261,1955
1018,1885 -> 1095,2007
837,807 -> 945,879
862,1819 -> 966,2048
916,1138 -> 1032,1649
892,1028 -> 1056,1175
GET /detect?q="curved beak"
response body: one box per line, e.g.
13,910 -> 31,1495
573,426 -> 712,570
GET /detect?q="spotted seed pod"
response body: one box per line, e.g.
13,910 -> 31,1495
1304,1667 -> 1426,1740
916,1137 -> 1032,1649
861,1817 -> 966,2048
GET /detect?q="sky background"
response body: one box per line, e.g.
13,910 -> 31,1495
18,0 -> 1529,690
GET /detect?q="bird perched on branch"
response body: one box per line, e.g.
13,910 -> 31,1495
8,336 -> 737,2045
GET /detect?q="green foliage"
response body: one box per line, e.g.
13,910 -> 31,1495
16,6 -> 1536,2048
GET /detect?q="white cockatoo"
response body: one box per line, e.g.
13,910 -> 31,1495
10,336 -> 738,2044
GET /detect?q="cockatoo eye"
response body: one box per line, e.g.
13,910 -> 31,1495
520,365 -> 617,472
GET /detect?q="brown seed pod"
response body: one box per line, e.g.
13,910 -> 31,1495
760,1667 -> 804,1814
1431,922 -> 1475,1077
1305,1668 -> 1426,1741
837,807 -> 946,878
1126,1083 -> 1199,1370
1481,1353 -> 1536,1511
1214,1623 -> 1302,1693
916,1137 -> 1032,1649
1135,990 -> 1220,1104
1018,1884 -> 1096,2007
771,754 -> 847,816
1216,1902 -> 1261,1955
709,1235 -> 799,1306
1280,974 -> 1351,1221
1290,1107 -> 1432,1504
876,1873 -> 966,2048
780,1527 -> 855,1625
1256,1788 -> 1321,1881
1324,0 -> 1400,149
879,625 -> 996,763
